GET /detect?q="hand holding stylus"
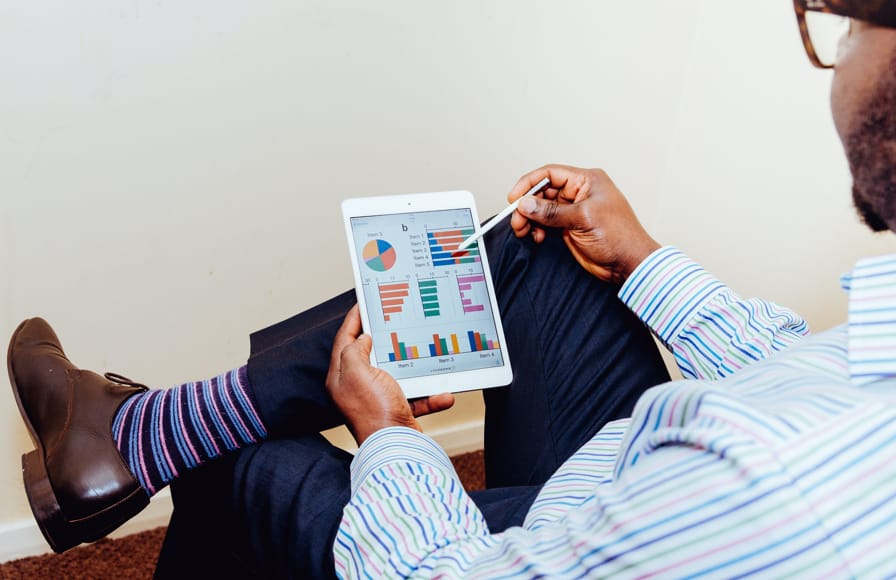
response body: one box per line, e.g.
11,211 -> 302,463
508,165 -> 661,285
456,177 -> 551,251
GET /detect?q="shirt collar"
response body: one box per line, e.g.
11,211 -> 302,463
844,253 -> 896,386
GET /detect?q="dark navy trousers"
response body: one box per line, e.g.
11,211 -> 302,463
154,224 -> 670,579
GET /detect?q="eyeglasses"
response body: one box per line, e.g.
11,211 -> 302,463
793,0 -> 852,68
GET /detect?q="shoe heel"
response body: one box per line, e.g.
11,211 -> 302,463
22,450 -> 72,553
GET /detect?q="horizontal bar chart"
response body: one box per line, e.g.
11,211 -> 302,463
378,281 -> 409,322
418,279 -> 440,318
427,227 -> 481,267
457,274 -> 487,314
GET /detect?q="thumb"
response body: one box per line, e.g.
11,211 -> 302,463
517,196 -> 582,230
342,334 -> 373,367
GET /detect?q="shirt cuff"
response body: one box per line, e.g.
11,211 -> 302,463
349,426 -> 455,495
618,246 -> 727,346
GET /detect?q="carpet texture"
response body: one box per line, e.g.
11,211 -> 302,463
0,449 -> 485,579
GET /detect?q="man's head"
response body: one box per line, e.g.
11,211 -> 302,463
796,0 -> 896,231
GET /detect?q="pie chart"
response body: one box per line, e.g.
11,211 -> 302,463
362,239 -> 397,272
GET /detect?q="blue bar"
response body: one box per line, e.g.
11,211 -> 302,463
429,344 -> 437,357
388,353 -> 396,362
468,331 -> 477,352
430,251 -> 456,261
432,258 -> 457,267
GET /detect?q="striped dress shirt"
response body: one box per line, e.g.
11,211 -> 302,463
334,247 -> 896,578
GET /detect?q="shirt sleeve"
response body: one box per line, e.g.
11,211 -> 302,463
334,419 -> 843,578
618,246 -> 809,379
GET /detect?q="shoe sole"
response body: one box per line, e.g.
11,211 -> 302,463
8,319 -> 149,553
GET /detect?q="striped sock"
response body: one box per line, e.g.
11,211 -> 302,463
111,365 -> 267,495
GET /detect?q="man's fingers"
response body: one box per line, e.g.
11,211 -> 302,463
329,305 -> 361,374
517,195 -> 581,230
341,333 -> 373,367
410,393 -> 455,417
334,305 -> 362,350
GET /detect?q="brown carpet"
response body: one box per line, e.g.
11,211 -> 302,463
0,450 -> 485,579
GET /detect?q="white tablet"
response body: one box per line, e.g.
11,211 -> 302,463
341,191 -> 513,399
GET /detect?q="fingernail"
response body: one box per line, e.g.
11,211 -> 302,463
519,197 -> 536,213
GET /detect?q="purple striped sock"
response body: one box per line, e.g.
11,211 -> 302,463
111,365 -> 267,495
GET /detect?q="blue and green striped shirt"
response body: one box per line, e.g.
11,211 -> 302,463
334,247 -> 896,578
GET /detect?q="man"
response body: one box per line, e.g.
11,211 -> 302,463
7,0 -> 896,577
316,1 -> 896,575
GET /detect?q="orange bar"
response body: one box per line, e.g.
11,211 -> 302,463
451,334 -> 460,354
383,306 -> 403,314
435,229 -> 464,238
432,334 -> 442,356
379,283 -> 409,292
410,346 -> 419,359
379,290 -> 409,299
474,332 -> 484,351
391,332 -> 402,361
381,299 -> 405,307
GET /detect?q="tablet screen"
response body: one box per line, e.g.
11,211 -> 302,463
349,208 -> 505,381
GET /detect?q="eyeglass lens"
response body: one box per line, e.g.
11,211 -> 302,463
805,11 -> 851,67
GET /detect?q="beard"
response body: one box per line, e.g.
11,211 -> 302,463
846,50 -> 896,232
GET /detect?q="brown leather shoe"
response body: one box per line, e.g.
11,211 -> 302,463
7,318 -> 151,553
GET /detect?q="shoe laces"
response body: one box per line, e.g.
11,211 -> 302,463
104,372 -> 150,392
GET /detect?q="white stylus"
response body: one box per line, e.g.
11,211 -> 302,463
457,177 -> 551,251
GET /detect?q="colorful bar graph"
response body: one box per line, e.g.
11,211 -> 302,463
379,281 -> 409,322
418,279 -> 440,318
466,330 -> 499,352
388,332 -> 423,362
457,274 -> 487,314
427,228 -> 481,267
389,329 -> 499,362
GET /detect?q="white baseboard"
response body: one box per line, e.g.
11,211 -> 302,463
0,419 -> 484,563
0,488 -> 174,564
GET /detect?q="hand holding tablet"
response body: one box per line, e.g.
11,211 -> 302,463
341,191 -> 512,399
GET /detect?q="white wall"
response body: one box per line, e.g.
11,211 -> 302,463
1,0 -> 893,558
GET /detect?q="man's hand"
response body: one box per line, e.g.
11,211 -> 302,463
508,164 -> 661,285
325,306 -> 455,445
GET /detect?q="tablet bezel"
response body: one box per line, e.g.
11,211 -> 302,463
341,191 -> 513,399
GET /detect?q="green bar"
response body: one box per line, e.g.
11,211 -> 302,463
440,338 -> 449,354
418,280 -> 438,287
421,295 -> 439,304
419,287 -> 438,295
424,309 -> 440,317
399,342 -> 408,360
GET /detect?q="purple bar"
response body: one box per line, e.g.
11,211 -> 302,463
462,299 -> 472,305
458,284 -> 472,291
463,305 -> 486,313
457,275 -> 485,284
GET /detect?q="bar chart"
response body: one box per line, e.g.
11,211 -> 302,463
427,227 -> 481,268
388,332 -> 422,362
378,281 -> 409,322
387,329 -> 501,361
457,274 -> 487,314
417,279 -> 440,318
